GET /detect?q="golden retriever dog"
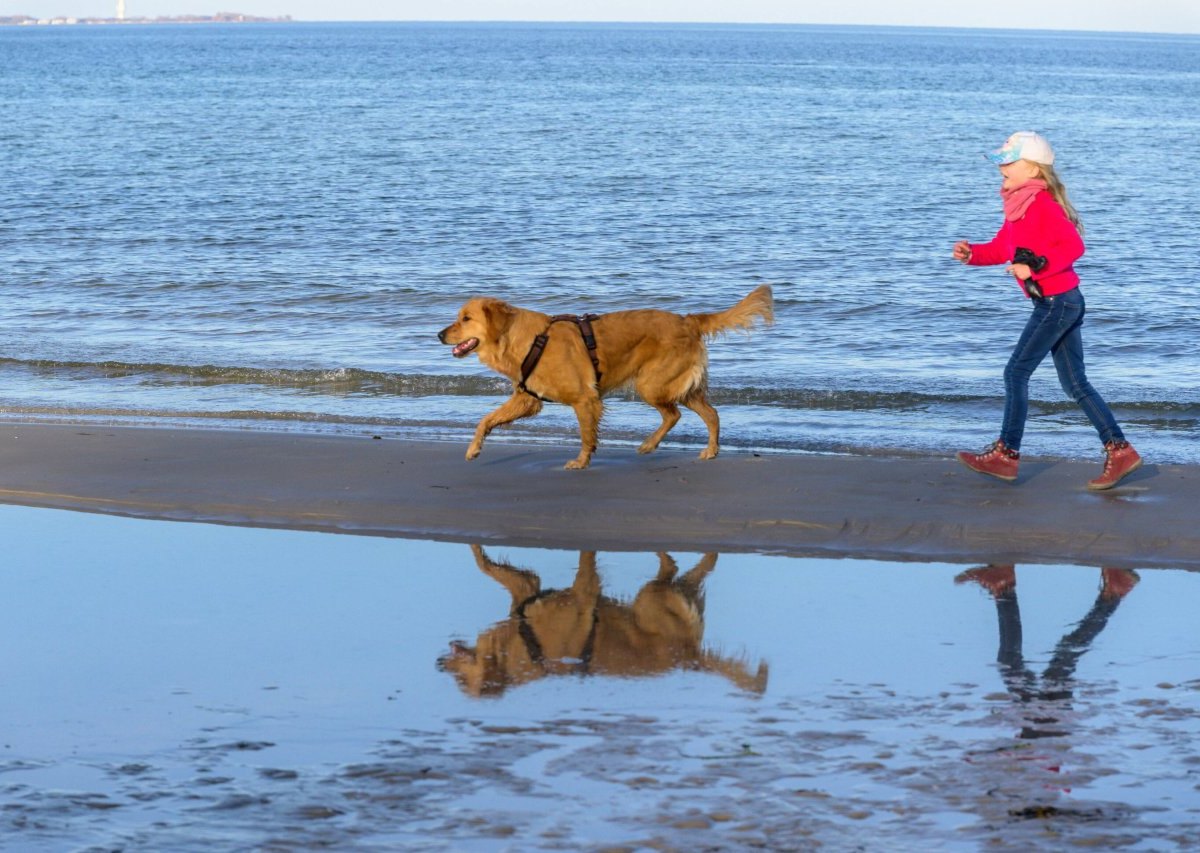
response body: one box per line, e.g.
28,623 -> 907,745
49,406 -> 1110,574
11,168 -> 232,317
437,544 -> 769,698
437,285 -> 774,469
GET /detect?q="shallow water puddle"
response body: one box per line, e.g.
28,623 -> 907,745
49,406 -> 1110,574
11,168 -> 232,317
2,504 -> 1198,850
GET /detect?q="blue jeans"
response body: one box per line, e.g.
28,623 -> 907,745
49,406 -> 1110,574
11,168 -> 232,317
1000,287 -> 1124,451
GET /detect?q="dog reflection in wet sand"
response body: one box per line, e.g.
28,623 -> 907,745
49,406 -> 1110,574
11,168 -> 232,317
439,545 -> 768,698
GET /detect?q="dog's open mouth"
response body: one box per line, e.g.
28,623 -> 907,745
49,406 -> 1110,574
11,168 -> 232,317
451,338 -> 479,358
436,640 -> 475,671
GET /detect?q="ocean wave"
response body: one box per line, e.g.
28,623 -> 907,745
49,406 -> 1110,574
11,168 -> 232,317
0,357 -> 509,396
1,357 -> 1197,420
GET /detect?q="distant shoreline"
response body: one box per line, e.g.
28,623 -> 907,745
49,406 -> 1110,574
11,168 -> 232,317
0,12 -> 291,26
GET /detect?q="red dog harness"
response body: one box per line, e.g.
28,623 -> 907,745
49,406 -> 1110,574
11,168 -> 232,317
518,314 -> 602,400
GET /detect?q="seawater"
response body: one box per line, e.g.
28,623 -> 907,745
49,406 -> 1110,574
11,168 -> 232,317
2,22 -> 1198,460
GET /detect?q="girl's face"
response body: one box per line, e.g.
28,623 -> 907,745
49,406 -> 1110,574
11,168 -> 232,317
999,159 -> 1042,191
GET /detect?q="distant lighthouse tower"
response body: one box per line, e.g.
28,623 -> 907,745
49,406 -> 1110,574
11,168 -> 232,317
116,0 -> 126,20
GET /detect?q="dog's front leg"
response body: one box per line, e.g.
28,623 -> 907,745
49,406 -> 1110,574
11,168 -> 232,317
467,392 -> 543,460
571,551 -> 602,601
470,544 -> 541,611
566,395 -> 603,470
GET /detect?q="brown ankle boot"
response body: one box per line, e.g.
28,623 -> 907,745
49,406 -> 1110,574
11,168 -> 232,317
956,439 -> 1020,482
954,564 -> 1017,596
1087,440 -> 1142,490
1099,568 -> 1140,600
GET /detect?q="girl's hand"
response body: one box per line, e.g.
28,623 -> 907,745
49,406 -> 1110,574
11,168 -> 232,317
952,240 -> 972,263
1006,262 -> 1033,280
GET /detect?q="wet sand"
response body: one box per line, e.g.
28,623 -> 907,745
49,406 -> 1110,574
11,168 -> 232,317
5,507 -> 1198,851
0,421 -> 1195,568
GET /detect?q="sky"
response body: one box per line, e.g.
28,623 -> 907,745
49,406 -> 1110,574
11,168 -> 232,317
8,0 -> 1200,34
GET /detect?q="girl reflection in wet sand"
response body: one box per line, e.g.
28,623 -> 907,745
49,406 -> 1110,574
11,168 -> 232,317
956,564 -> 1139,740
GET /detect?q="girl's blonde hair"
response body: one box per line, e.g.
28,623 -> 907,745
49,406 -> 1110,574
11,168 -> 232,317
1035,163 -> 1084,236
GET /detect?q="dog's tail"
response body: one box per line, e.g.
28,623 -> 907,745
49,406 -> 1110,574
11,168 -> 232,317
698,651 -> 770,694
690,285 -> 774,339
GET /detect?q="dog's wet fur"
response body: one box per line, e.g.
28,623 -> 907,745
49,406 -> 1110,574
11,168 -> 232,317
438,285 -> 773,468
438,545 -> 768,698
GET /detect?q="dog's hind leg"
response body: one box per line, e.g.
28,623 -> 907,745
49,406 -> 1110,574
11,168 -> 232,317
683,390 -> 721,459
638,403 -> 681,455
654,552 -> 679,582
642,552 -> 713,612
678,552 -> 717,597
467,391 -> 542,461
565,394 -> 603,469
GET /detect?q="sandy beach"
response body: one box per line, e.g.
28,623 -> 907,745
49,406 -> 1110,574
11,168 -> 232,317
1,422 -> 1194,569
6,424 -> 1199,850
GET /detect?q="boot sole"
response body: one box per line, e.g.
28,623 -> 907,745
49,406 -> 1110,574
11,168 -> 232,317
956,454 -> 1018,482
1086,457 -> 1143,491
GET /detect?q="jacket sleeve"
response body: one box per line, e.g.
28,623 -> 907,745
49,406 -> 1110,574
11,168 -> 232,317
967,224 -> 1011,267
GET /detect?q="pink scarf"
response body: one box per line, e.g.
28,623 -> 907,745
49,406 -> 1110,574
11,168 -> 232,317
1001,179 -> 1047,221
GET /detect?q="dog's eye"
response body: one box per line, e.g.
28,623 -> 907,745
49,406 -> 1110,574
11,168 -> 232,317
461,315 -> 471,322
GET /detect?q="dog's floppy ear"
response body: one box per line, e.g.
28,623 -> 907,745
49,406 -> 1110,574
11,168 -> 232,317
481,299 -> 517,334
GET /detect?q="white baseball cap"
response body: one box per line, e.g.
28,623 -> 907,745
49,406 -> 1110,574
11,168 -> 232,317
987,131 -> 1055,166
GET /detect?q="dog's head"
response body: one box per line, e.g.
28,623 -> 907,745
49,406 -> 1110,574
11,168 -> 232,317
436,634 -> 529,698
436,639 -> 492,697
437,298 -> 517,359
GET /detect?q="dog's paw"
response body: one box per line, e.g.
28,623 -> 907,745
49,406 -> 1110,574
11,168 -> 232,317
698,447 -> 719,460
465,445 -> 482,461
564,458 -> 591,470
637,441 -> 658,454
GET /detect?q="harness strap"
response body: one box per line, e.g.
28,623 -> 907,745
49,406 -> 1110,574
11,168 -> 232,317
518,313 -> 602,399
515,592 -> 599,675
518,333 -> 551,396
572,314 -> 601,382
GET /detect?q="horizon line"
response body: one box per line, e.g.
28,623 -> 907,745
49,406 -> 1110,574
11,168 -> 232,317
253,18 -> 1200,37
5,14 -> 1197,37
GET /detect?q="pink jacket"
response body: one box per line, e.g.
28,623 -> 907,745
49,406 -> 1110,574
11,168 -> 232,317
968,191 -> 1084,298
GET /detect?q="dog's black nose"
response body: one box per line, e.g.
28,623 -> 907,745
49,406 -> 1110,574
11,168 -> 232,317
437,329 -> 448,343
